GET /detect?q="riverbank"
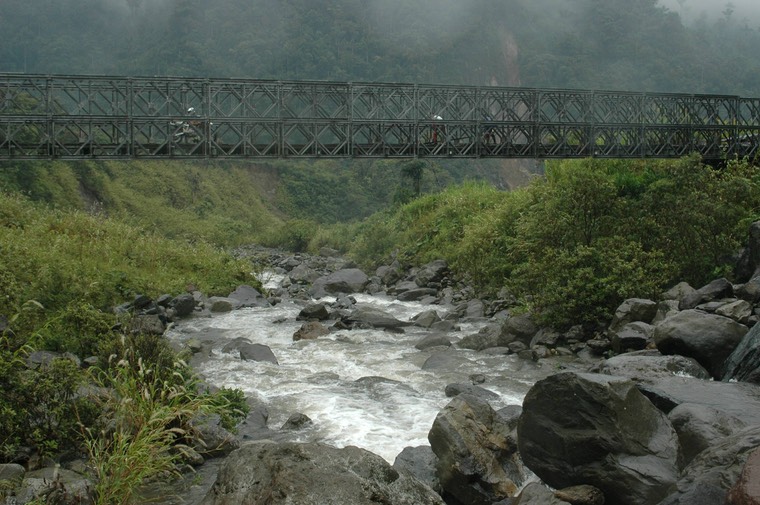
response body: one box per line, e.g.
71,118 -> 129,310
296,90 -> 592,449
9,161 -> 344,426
4,238 -> 760,504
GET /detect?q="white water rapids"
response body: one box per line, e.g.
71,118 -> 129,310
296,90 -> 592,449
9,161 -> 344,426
165,273 -> 561,464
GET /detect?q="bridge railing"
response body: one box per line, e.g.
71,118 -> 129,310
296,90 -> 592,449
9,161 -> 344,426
1,73 -> 758,160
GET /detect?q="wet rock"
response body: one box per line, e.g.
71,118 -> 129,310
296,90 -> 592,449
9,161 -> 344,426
345,306 -> 410,329
228,284 -> 271,308
377,263 -> 403,286
443,382 -> 500,402
414,259 -> 449,287
726,447 -> 760,505
200,441 -> 445,505
296,302 -> 330,321
609,298 -> 659,331
310,268 -> 369,297
595,351 -> 711,383
415,334 -> 452,350
464,299 -> 485,318
658,425 -> 760,505
130,314 -> 166,335
207,297 -> 240,313
393,445 -> 442,495
722,321 -> 760,383
293,321 -> 330,341
736,276 -> 760,303
513,482 -> 571,505
422,350 -> 470,370
610,321 -> 654,353
716,299 -> 754,324
428,394 -> 527,505
654,309 -> 748,378
554,484 -> 605,505
517,372 -> 679,505
530,328 -> 561,348
221,338 -> 267,361
668,402 -> 747,465
635,375 -> 760,420
288,263 -> 321,284
662,281 -> 697,302
0,463 -> 25,489
190,413 -> 240,458
503,314 -> 538,345
679,278 -> 734,310
459,322 -> 514,351
14,466 -> 93,505
397,287 -> 438,302
281,413 -> 313,431
239,343 -> 278,364
412,310 -> 442,328
171,293 -> 196,317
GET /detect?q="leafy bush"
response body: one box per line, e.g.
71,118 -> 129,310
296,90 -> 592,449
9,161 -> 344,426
0,335 -> 97,461
338,156 -> 760,327
262,218 -> 320,252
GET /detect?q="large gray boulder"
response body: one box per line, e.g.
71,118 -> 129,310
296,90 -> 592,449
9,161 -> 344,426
288,263 -> 321,284
654,309 -> 748,378
221,338 -> 278,364
657,425 -> 760,505
171,293 -> 197,317
393,445 -> 442,495
595,351 -> 712,383
503,314 -> 539,345
414,259 -> 449,287
679,278 -> 734,310
458,322 -> 515,351
310,268 -> 369,297
517,372 -> 680,505
609,298 -> 659,331
610,321 -> 655,353
345,306 -> 410,329
722,321 -> 760,384
228,284 -> 270,308
428,394 -> 528,505
190,413 -> 240,458
635,376 -> 760,422
667,403 -> 747,465
200,441 -> 445,505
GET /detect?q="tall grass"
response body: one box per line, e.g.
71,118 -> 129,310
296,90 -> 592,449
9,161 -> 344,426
84,343 -> 205,505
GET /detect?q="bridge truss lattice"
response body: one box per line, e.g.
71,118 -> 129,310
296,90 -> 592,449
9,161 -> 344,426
1,73 -> 759,160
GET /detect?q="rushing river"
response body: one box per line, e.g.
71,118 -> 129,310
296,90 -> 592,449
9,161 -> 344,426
165,273 -> 560,464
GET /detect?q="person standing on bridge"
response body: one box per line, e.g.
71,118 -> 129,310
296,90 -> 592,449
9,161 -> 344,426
432,114 -> 443,143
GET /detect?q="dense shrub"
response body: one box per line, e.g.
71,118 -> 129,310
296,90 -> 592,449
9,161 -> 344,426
339,156 -> 760,328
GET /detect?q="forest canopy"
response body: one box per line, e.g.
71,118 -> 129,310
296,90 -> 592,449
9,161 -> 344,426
2,0 -> 760,96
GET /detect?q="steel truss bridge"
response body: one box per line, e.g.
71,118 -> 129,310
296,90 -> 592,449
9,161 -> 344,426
1,73 -> 759,161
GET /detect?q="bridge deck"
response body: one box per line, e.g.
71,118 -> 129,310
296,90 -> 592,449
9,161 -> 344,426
1,74 -> 758,160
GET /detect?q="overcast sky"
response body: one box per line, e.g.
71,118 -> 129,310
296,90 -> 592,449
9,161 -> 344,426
658,0 -> 760,26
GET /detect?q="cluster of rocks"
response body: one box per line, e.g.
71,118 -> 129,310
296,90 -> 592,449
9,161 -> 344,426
207,228 -> 760,505
6,222 -> 760,504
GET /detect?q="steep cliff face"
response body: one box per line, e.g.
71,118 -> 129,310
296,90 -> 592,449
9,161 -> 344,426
499,28 -> 522,87
488,26 -> 543,188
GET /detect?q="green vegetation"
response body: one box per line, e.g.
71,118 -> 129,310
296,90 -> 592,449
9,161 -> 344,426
327,155 -> 760,328
0,190 -> 253,503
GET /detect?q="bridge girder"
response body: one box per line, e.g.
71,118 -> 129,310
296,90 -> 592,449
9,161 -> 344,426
0,73 -> 758,160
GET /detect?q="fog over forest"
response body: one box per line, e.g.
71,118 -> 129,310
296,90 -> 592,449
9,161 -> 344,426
2,0 -> 760,96
658,0 -> 760,25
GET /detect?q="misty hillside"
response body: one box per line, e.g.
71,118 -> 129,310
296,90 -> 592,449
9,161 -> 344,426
2,0 -> 760,96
